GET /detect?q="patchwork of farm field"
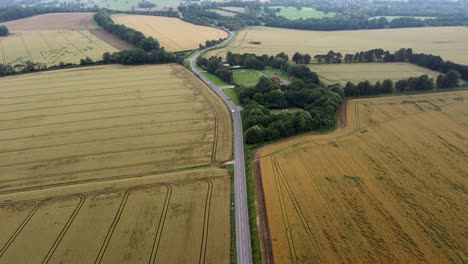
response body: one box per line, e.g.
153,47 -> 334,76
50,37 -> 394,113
258,91 -> 468,263
0,64 -> 232,263
205,26 -> 468,65
112,15 -> 229,52
0,13 -> 127,66
309,62 -> 441,85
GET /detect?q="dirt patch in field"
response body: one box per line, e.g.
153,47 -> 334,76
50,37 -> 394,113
90,29 -> 134,50
1,13 -> 97,30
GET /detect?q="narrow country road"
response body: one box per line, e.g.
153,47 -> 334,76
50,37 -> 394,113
189,32 -> 253,264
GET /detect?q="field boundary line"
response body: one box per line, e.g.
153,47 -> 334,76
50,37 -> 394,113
0,69 -> 175,85
0,73 -> 181,91
198,180 -> 213,264
0,177 -> 224,205
0,128 -> 212,154
253,152 -> 274,264
0,157 -> 212,193
0,117 -> 210,142
0,88 -> 191,108
42,195 -> 86,264
0,109 -> 206,132
148,185 -> 172,264
0,80 -> 186,98
0,100 -> 207,123
0,96 -> 205,115
0,141 -> 212,168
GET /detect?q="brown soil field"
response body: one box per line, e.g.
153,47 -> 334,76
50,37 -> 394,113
309,62 -> 442,85
0,64 -> 232,263
257,91 -> 468,263
206,26 -> 468,65
1,13 -> 97,30
0,13 -> 132,66
111,14 -> 229,51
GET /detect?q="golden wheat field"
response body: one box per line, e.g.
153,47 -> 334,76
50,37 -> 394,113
309,62 -> 441,85
112,15 -> 229,52
0,64 -> 232,263
206,26 -> 468,65
258,91 -> 468,263
0,13 -> 122,66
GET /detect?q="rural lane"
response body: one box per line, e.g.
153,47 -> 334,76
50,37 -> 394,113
189,32 -> 253,264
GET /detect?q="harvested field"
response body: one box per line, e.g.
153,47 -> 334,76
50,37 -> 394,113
112,14 -> 229,52
0,13 -> 128,66
205,26 -> 468,65
0,64 -> 232,263
257,91 -> 468,263
309,62 -> 441,85
1,13 -> 97,30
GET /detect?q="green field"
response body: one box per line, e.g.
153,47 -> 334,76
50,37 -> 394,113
201,71 -> 230,86
233,67 -> 288,86
271,6 -> 335,20
223,89 -> 240,105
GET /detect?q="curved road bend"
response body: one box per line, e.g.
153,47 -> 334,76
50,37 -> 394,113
189,32 -> 253,264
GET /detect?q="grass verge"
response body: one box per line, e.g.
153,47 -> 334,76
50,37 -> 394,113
244,144 -> 262,264
223,89 -> 241,105
228,164 -> 237,264
201,71 -> 230,86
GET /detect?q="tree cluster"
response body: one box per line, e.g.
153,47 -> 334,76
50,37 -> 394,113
292,52 -> 311,64
0,25 -> 8,36
409,53 -> 468,82
197,56 -> 233,83
198,38 -> 225,49
94,11 -> 160,51
138,1 -> 156,9
237,69 -> 342,144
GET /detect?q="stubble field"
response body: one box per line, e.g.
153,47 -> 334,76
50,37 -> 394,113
0,64 -> 232,263
112,15 -> 229,52
205,26 -> 468,65
258,91 -> 468,263
309,62 -> 441,85
0,13 -> 129,66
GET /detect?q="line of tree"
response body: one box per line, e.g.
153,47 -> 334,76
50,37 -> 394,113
262,14 -> 468,31
292,52 -> 311,64
312,48 -> 468,82
198,38 -> 226,49
93,11 -> 160,51
0,25 -> 8,36
344,70 -> 461,97
0,6 -> 98,22
315,48 -> 414,64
